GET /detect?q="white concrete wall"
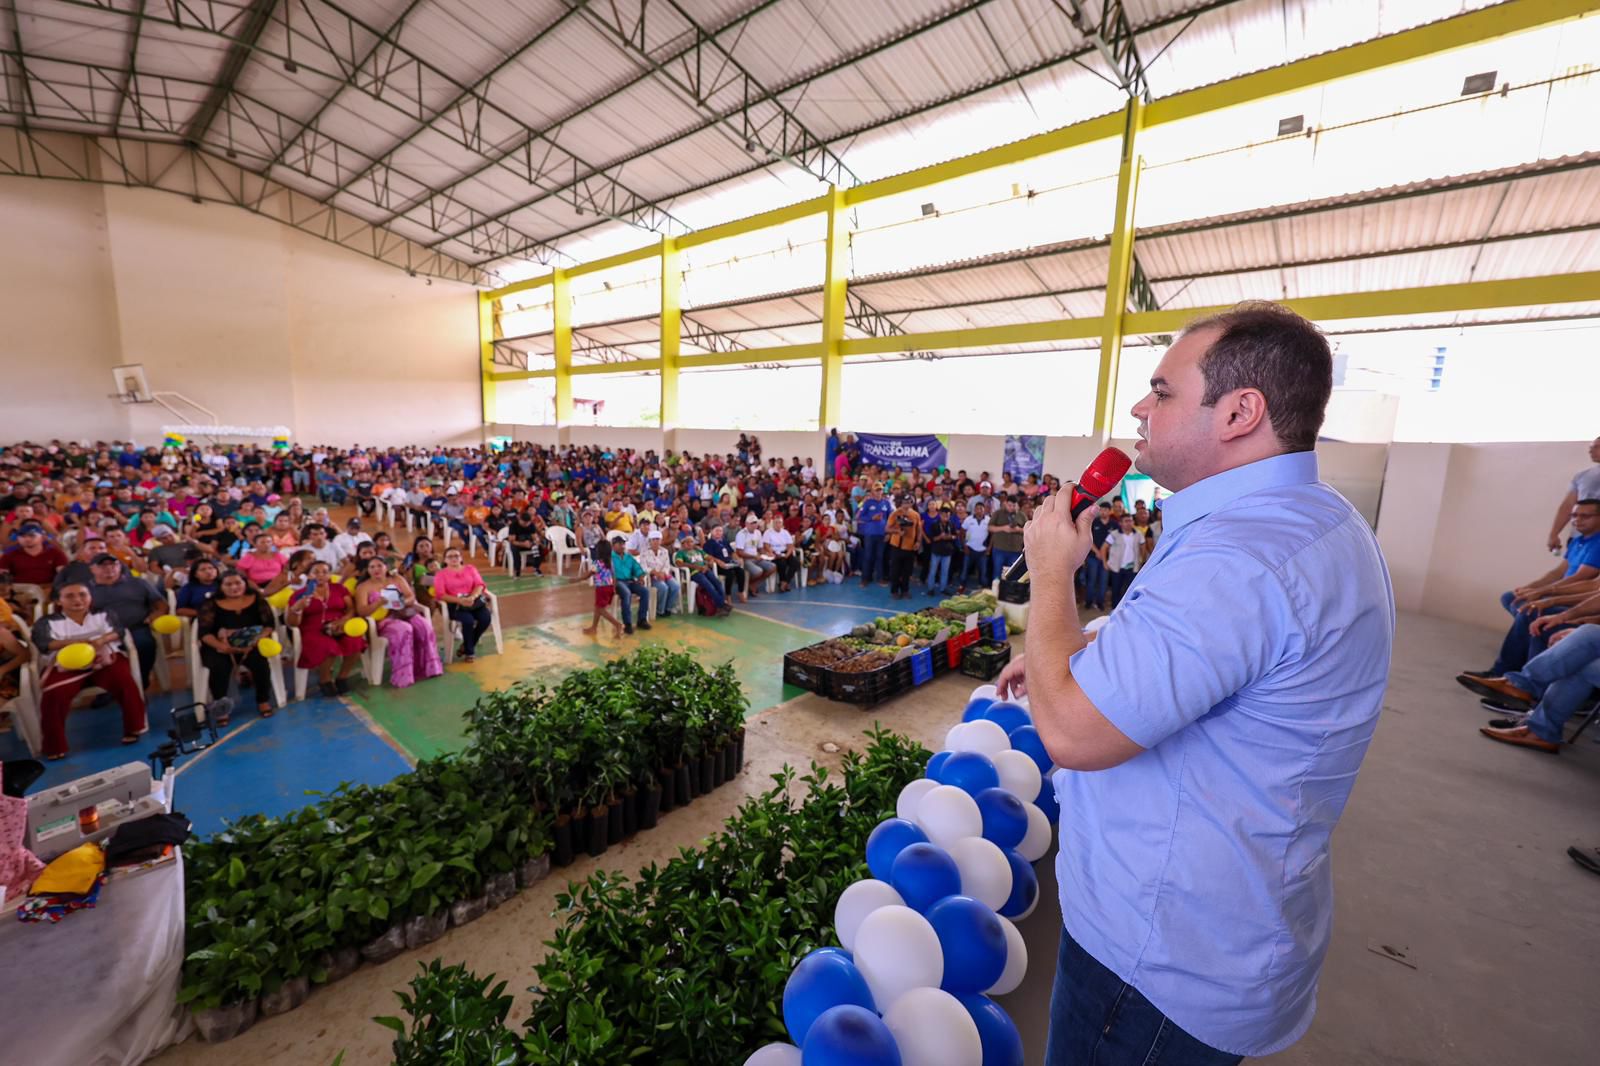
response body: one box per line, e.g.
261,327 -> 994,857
0,178 -> 480,448
1375,443 -> 1452,612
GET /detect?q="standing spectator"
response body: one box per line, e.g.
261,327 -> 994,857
1547,436 -> 1600,552
88,554 -> 167,691
638,530 -> 681,616
959,501 -> 991,594
855,483 -> 891,586
1081,502 -> 1112,611
885,495 -> 925,600
925,502 -> 959,596
434,547 -> 493,662
988,496 -> 1025,581
32,582 -> 147,759
1104,513 -> 1144,608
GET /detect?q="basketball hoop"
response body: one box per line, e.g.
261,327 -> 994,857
109,391 -> 154,405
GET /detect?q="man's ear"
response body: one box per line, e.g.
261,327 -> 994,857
1217,387 -> 1269,442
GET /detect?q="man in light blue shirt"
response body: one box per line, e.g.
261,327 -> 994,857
999,303 -> 1394,1063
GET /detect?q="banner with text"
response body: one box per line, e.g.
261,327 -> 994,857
1003,435 -> 1045,480
855,432 -> 949,472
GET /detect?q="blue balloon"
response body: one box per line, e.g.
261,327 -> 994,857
982,701 -> 1031,735
802,1003 -> 903,1066
957,994 -> 1024,1066
962,696 -> 996,722
926,750 -> 952,779
889,842 -> 962,913
784,948 -> 877,1046
1007,725 -> 1051,776
974,787 -> 1029,851
926,895 -> 1008,995
998,849 -> 1039,918
1033,776 -> 1059,823
866,818 -> 928,882
934,751 -> 1000,797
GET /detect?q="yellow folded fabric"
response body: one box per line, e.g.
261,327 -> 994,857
32,842 -> 106,895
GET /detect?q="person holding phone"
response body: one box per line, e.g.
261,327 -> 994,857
196,570 -> 276,720
356,557 -> 441,688
285,560 -> 365,696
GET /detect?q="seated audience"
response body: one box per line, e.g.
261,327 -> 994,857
355,557 -> 442,688
32,582 -> 147,759
764,515 -> 801,592
1464,624 -> 1600,754
675,530 -> 728,615
607,538 -> 651,634
285,560 -> 365,696
735,515 -> 776,595
704,524 -> 746,603
237,530 -> 287,589
638,530 -> 680,617
0,576 -> 27,701
88,553 -> 167,691
175,559 -> 221,616
0,522 -> 68,590
196,571 -> 278,721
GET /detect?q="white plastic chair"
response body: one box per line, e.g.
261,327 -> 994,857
545,525 -> 583,576
435,590 -> 503,664
3,660 -> 41,756
286,625 -> 382,701
190,635 -> 289,712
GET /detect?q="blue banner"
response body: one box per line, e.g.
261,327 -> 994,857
1003,435 -> 1045,480
856,432 -> 948,472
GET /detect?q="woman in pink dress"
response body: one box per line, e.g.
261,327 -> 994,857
284,560 -> 366,696
354,557 -> 442,688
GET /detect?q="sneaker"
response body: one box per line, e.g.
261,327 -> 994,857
334,678 -> 350,695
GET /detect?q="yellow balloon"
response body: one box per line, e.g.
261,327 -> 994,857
258,637 -> 283,658
267,586 -> 294,610
342,578 -> 357,592
57,642 -> 95,671
371,607 -> 389,623
343,617 -> 368,638
152,614 -> 182,635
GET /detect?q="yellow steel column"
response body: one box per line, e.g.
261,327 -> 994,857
818,184 -> 848,430
659,236 -> 681,444
1092,99 -> 1145,447
478,292 -> 499,429
552,267 -> 574,429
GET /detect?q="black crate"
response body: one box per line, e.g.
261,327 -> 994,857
829,653 -> 905,705
959,639 -> 1012,680
998,577 -> 1030,604
782,647 -> 834,693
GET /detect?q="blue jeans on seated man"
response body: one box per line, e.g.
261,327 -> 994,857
650,577 -> 680,616
614,579 -> 651,627
1047,926 -> 1243,1066
1504,623 -> 1600,744
1492,590 -> 1566,674
690,571 -> 726,611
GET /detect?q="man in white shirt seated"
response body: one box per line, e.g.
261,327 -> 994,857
626,518 -> 657,556
638,530 -> 680,617
303,524 -> 341,569
333,517 -> 372,563
734,515 -> 777,596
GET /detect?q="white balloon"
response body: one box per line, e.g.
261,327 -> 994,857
743,1044 -> 803,1066
1016,801 -> 1053,863
992,750 -> 1042,803
897,778 -> 939,825
943,722 -> 970,752
1017,888 -> 1040,921
916,785 -> 983,850
954,719 -> 1010,758
987,918 -> 1028,996
970,683 -> 998,701
883,986 -> 983,1066
835,879 -> 905,952
945,836 -> 1013,912
854,905 -> 944,1012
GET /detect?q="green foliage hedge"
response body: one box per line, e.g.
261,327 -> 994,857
378,727 -> 930,1066
180,646 -> 749,1012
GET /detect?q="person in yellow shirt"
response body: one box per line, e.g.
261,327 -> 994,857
605,503 -> 635,534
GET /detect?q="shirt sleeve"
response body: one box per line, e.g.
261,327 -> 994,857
1575,537 -> 1600,572
1069,542 -> 1296,750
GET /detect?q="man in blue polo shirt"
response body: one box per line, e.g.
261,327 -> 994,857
854,483 -> 891,587
1462,497 -> 1600,679
999,304 -> 1393,1063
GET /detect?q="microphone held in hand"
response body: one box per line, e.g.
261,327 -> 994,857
1001,447 -> 1133,583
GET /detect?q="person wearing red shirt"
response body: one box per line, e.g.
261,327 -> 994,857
0,524 -> 69,586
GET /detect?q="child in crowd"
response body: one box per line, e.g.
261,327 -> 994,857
582,539 -> 624,638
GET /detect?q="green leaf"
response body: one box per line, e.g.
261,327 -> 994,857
372,1016 -> 405,1034
369,897 -> 389,921
410,862 -> 443,891
226,857 -> 246,888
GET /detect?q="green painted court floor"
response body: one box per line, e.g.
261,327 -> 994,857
351,607 -> 821,762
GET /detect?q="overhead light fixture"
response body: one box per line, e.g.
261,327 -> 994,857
283,59 -> 299,74
1460,71 -> 1496,95
920,202 -> 937,217
1277,115 -> 1305,136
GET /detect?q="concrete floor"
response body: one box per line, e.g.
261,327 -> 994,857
152,610 -> 1599,1066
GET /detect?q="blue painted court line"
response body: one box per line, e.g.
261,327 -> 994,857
0,689 -> 203,789
170,696 -> 412,837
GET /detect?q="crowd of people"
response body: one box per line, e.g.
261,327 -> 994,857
0,433 -> 1163,758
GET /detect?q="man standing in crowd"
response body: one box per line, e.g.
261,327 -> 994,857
856,483 -> 892,586
959,500 -> 990,593
989,495 -> 1025,581
1547,437 -> 1600,552
885,494 -> 925,600
998,303 -> 1392,1065
1103,513 -> 1143,608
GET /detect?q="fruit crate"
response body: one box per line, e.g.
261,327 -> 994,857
959,639 -> 1013,680
781,646 -> 834,693
829,652 -> 908,706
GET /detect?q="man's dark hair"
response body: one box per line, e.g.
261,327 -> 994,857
1184,301 -> 1332,453
1577,498 -> 1600,509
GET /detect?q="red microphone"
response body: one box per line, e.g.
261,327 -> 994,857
1000,446 -> 1132,582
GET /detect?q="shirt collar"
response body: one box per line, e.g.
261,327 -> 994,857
1158,451 -> 1319,538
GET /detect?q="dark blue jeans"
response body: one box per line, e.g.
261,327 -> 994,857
859,534 -> 885,584
1047,927 -> 1242,1066
1082,553 -> 1109,609
1491,590 -> 1564,674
